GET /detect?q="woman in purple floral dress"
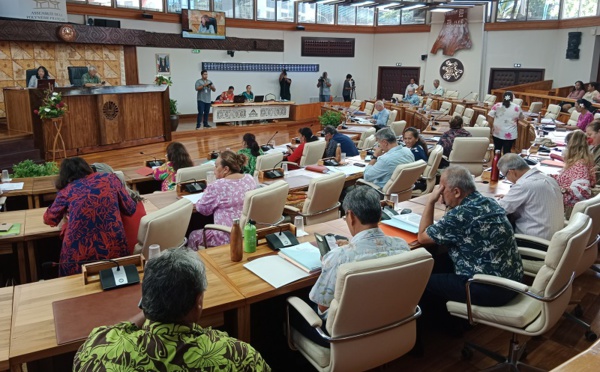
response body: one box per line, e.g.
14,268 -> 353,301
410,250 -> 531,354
188,151 -> 257,249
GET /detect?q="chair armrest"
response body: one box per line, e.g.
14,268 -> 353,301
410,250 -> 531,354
518,247 -> 547,261
442,155 -> 448,161
471,274 -> 530,293
286,296 -> 322,328
356,178 -> 382,191
281,161 -> 299,167
203,224 -> 232,234
515,234 -> 550,251
284,205 -> 301,214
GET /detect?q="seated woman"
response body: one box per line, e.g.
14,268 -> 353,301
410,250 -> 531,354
28,65 -> 56,88
552,130 -> 596,217
237,133 -> 263,175
437,116 -> 472,168
583,82 -> 600,103
43,157 -> 137,276
560,81 -> 586,112
92,163 -> 147,254
242,85 -> 254,101
560,99 -> 595,131
586,120 -> 600,181
153,142 -> 194,191
403,127 -> 429,162
285,127 -> 319,170
188,151 -> 256,249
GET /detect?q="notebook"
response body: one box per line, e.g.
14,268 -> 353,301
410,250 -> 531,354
278,242 -> 322,273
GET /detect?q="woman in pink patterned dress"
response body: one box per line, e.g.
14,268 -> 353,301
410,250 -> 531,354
552,130 -> 596,217
152,142 -> 193,191
188,151 -> 257,249
488,91 -> 523,155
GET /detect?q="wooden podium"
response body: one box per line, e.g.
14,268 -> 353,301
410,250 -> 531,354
3,85 -> 172,161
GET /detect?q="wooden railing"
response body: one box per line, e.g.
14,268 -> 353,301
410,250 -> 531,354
491,80 -> 554,100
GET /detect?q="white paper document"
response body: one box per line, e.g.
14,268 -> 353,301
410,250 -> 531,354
0,182 -> 24,191
244,255 -> 310,288
326,165 -> 365,176
181,193 -> 204,204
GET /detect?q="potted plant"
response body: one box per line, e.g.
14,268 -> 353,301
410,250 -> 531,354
11,160 -> 59,178
154,75 -> 172,86
318,110 -> 343,130
169,99 -> 179,131
34,89 -> 69,161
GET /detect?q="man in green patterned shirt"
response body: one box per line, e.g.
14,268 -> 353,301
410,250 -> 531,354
73,248 -> 270,371
81,66 -> 104,87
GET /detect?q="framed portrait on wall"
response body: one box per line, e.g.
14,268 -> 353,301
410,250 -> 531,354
156,54 -> 170,75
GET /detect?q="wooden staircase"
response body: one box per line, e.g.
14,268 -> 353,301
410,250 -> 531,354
0,121 -> 43,171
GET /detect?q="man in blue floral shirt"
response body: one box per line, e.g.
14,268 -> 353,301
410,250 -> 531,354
417,165 -> 523,308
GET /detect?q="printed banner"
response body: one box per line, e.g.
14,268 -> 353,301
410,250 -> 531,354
0,0 -> 68,23
212,104 -> 291,123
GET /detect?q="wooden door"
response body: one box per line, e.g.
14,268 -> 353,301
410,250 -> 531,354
488,68 -> 545,93
377,67 -> 420,100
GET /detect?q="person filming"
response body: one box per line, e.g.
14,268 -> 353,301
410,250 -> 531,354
317,72 -> 332,102
343,74 -> 355,102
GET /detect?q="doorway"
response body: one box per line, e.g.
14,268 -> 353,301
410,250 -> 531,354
488,68 -> 545,93
377,67 -> 420,100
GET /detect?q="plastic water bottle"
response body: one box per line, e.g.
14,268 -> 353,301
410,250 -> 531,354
243,219 -> 257,253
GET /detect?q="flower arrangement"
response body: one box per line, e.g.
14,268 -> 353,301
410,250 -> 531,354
155,74 -> 172,86
34,90 -> 68,119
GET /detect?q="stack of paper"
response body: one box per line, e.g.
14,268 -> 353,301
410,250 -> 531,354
278,242 -> 322,273
381,213 -> 422,233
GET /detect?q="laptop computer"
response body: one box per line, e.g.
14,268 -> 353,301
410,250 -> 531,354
254,95 -> 264,103
233,95 -> 246,103
37,79 -> 55,90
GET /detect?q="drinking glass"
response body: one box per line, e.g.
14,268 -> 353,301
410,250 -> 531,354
360,150 -> 366,160
341,153 -> 346,163
390,194 -> 399,210
294,216 -> 305,237
1,170 -> 9,182
206,171 -> 216,185
148,244 -> 161,260
282,163 -> 289,176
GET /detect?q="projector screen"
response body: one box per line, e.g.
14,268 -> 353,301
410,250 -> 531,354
181,9 -> 226,40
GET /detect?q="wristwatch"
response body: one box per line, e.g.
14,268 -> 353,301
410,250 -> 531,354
371,156 -> 378,161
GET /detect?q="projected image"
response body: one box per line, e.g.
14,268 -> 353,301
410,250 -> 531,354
182,9 -> 226,40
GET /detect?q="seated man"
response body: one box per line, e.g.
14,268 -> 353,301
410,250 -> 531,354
431,79 -> 445,96
418,166 -> 523,309
82,66 -> 104,87
74,248 -> 270,371
219,86 -> 235,102
323,126 -> 359,158
496,154 -> 564,240
405,78 -> 418,97
298,186 -> 410,346
438,116 -> 472,168
403,87 -> 420,106
370,100 -> 389,129
363,128 -> 415,189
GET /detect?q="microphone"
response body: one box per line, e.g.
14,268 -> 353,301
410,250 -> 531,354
140,152 -> 163,167
459,91 -> 473,101
261,131 -> 279,151
43,258 -> 121,270
43,258 -> 140,290
254,220 -> 300,250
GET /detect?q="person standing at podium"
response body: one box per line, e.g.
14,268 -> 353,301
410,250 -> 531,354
82,66 -> 105,87
28,65 -> 55,88
195,69 -> 216,129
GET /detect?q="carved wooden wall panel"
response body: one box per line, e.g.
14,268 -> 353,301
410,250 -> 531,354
301,37 -> 355,58
0,20 -> 284,52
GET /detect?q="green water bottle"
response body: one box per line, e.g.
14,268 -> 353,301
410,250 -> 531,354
243,219 -> 257,253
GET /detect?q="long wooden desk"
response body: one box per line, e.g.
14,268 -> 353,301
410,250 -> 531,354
551,339 -> 600,371
3,85 -> 172,160
0,287 -> 13,371
0,211 -> 27,285
212,101 -> 294,124
8,262 -> 244,370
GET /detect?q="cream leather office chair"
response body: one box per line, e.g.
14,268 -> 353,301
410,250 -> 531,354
474,114 -> 486,127
528,101 -> 543,115
175,163 -> 215,183
363,102 -> 374,115
544,104 -> 561,119
513,98 -> 523,106
412,144 -> 443,196
390,120 -> 407,137
447,213 -> 592,371
484,94 -> 497,106
254,152 -> 284,177
284,172 -> 345,226
445,90 -> 459,99
357,160 -> 427,200
0,196 -> 6,212
285,141 -> 327,168
452,104 -> 465,118
417,95 -> 424,107
202,180 -> 289,247
595,113 -> 600,120
287,248 -> 434,372
447,137 -> 490,177
470,93 -> 479,101
391,93 -> 403,102
464,126 -> 491,138
356,127 -> 376,149
567,110 -> 581,126
424,97 -> 433,110
439,101 -> 452,114
386,110 -> 398,127
362,134 -> 376,149
134,198 -> 194,258
349,99 -> 362,111
462,108 -> 475,125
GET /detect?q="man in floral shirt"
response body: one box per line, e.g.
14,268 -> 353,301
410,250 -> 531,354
74,248 -> 270,371
417,165 -> 523,308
